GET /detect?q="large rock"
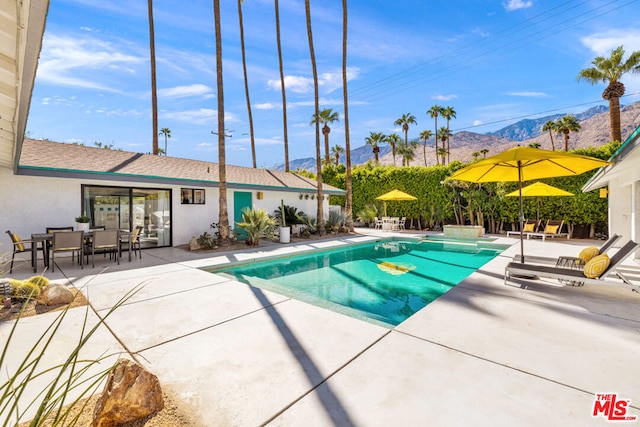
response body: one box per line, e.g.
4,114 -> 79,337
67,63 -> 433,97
189,236 -> 201,251
42,283 -> 74,305
93,359 -> 164,427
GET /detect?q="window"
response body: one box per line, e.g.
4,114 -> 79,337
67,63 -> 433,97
82,185 -> 172,248
181,188 -> 205,204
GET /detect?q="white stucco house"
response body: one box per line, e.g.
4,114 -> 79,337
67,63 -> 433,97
3,139 -> 344,248
583,124 -> 640,259
0,0 -> 343,250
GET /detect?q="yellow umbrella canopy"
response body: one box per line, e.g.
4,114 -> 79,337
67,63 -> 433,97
505,181 -> 574,222
505,182 -> 574,198
448,147 -> 610,263
376,189 -> 417,216
375,189 -> 417,201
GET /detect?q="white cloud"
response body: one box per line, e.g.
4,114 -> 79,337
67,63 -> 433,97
36,34 -> 143,91
267,68 -> 360,95
473,120 -> 484,126
503,0 -> 533,11
255,103 -> 276,110
158,84 -> 214,99
432,94 -> 458,101
505,91 -> 548,98
580,29 -> 640,56
161,109 -> 239,125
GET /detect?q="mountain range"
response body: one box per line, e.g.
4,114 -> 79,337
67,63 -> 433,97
274,101 -> 640,171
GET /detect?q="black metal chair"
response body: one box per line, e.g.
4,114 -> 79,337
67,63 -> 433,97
5,230 -> 34,273
89,229 -> 120,268
51,231 -> 84,272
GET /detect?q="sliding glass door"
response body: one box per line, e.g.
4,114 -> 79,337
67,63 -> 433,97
82,185 -> 172,248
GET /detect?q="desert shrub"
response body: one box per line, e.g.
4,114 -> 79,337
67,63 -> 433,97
196,232 -> 217,249
13,280 -> 41,300
236,208 -> 276,246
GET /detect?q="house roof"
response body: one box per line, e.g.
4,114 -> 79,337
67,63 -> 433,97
18,139 -> 345,194
582,124 -> 640,192
0,0 -> 49,171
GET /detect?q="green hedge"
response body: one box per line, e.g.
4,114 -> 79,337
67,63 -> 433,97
319,142 -> 619,234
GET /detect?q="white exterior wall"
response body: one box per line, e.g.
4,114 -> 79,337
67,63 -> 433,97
607,177 -> 632,245
0,168 -> 332,248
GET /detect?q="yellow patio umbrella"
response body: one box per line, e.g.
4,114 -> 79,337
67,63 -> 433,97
376,189 -> 417,216
505,181 -> 574,222
447,147 -> 610,262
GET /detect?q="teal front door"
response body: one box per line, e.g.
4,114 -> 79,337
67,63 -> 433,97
233,191 -> 253,240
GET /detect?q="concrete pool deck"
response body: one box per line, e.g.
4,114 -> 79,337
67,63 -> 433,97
2,230 -> 640,425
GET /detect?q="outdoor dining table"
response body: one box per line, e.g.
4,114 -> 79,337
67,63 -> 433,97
30,229 -> 132,273
381,217 -> 400,231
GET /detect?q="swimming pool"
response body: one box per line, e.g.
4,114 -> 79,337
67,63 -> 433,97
209,239 -> 505,327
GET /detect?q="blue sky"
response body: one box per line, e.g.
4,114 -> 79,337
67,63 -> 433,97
27,0 -> 640,168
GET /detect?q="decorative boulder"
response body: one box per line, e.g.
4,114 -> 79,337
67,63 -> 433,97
42,283 -> 74,306
189,236 -> 201,251
93,359 -> 164,427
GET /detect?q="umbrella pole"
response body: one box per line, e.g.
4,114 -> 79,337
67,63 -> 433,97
518,162 -> 525,263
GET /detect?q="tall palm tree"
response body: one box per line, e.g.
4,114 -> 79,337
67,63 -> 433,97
436,126 -> 452,165
394,112 -> 417,151
542,119 -> 556,151
436,147 -> 448,165
305,0 -> 324,235
274,0 -> 290,171
237,0 -> 256,168
385,133 -> 401,166
555,114 -> 581,151
480,148 -> 489,158
159,127 -> 171,156
365,132 -> 386,162
330,144 -> 345,166
427,105 -> 443,165
342,0 -> 353,232
310,108 -> 340,165
397,140 -> 418,166
419,129 -> 432,166
577,45 -> 640,143
147,0 -> 159,155
442,106 -> 456,164
213,0 -> 230,244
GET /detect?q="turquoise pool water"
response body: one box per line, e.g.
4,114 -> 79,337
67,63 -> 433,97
210,240 -> 505,327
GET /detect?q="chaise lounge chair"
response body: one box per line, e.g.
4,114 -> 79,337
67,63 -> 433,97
504,240 -> 639,289
512,233 -> 622,266
506,219 -> 541,238
526,219 -> 569,241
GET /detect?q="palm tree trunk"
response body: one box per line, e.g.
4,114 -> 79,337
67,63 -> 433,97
275,0 -> 289,172
342,0 -> 353,232
609,97 -> 622,142
323,125 -> 330,165
147,0 -> 159,155
214,0 -> 230,244
446,118 -> 451,164
422,138 -> 427,166
238,0 -> 256,168
434,118 -> 439,165
564,131 -> 569,151
547,130 -> 555,151
305,0 -> 324,235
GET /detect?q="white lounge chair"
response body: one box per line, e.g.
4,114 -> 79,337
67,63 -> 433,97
504,240 -> 639,289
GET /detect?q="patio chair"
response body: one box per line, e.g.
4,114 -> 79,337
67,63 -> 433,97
121,226 -> 143,259
51,230 -> 84,272
88,229 -> 120,268
5,230 -> 35,273
374,217 -> 384,230
513,233 -> 622,267
526,219 -> 569,241
506,219 -> 540,238
44,226 -> 74,266
504,240 -> 639,289
398,217 -> 406,231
